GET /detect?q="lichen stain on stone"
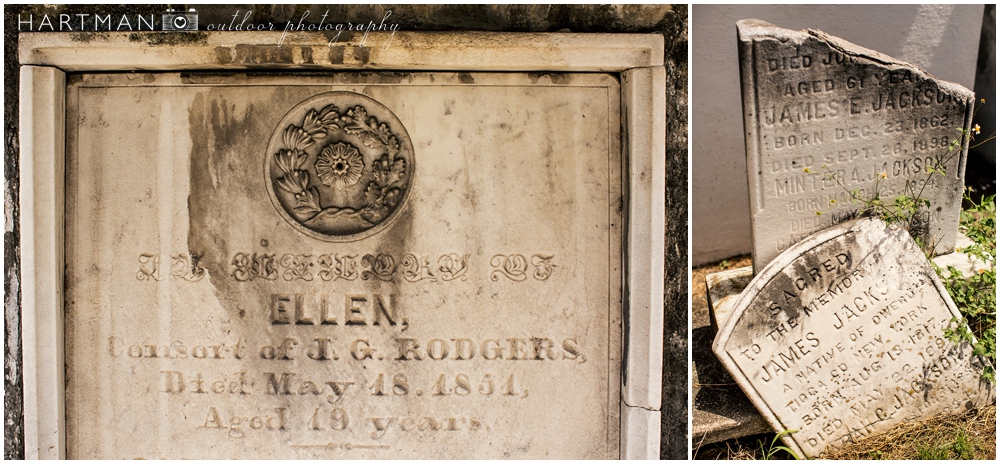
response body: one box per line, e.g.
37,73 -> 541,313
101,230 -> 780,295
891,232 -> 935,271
69,32 -> 109,43
540,140 -> 558,197
186,88 -> 272,313
352,45 -> 372,64
330,30 -> 356,44
457,73 -> 475,84
329,46 -> 346,64
527,72 -> 570,85
362,197 -> 415,321
213,47 -> 232,64
328,72 -> 411,85
300,46 -> 314,64
213,45 -> 295,66
241,45 -> 295,65
127,31 -> 208,46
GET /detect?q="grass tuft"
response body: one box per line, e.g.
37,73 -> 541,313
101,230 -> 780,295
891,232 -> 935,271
820,405 -> 995,460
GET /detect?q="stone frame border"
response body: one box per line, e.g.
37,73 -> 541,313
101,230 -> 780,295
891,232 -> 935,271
18,31 -> 665,459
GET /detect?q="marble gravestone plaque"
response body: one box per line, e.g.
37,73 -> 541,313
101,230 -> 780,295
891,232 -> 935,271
64,73 -> 623,459
712,218 -> 993,458
738,19 -> 975,273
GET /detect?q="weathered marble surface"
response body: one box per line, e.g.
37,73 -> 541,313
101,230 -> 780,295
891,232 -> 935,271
19,31 -> 663,72
17,65 -> 66,463
738,19 -> 974,273
64,72 -> 623,459
713,218 -> 993,458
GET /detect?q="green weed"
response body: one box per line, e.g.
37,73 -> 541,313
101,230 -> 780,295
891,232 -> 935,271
822,99 -> 996,383
756,429 -> 799,460
941,191 -> 996,383
916,443 -> 949,460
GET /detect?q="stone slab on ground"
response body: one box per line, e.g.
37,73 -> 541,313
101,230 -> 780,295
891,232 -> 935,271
707,267 -> 754,335
932,232 -> 992,277
737,19 -> 975,273
712,218 -> 993,458
691,324 -> 770,447
691,257 -> 768,447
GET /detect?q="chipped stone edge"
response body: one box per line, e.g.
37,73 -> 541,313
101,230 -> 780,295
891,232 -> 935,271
706,234 -> 991,338
711,217 -> 989,458
931,231 -> 992,276
17,32 -> 667,459
736,19 -> 974,99
706,266 -> 754,335
18,31 -> 664,72
691,404 -> 770,447
19,65 -> 66,460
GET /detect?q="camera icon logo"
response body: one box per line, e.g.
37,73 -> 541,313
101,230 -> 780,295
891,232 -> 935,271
162,8 -> 198,31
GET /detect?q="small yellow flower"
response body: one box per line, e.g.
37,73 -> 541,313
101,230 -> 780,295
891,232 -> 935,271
973,124 -> 981,135
803,167 -> 811,173
815,211 -> 823,216
981,98 -> 986,103
879,172 -> 887,179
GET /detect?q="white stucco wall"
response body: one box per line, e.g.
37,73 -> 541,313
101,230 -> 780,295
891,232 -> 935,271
692,4 -> 985,265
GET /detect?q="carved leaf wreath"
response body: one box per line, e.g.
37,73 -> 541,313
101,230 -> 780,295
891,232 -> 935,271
273,104 -> 339,217
273,102 -> 407,225
340,105 -> 407,224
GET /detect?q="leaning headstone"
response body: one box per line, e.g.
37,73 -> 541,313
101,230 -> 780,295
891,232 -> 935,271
738,19 -> 975,273
712,218 -> 993,458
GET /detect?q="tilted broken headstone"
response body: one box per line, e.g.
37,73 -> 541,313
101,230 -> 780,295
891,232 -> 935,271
712,217 -> 993,458
737,19 -> 975,273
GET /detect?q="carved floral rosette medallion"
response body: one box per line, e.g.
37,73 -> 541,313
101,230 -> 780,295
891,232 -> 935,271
265,92 -> 414,241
